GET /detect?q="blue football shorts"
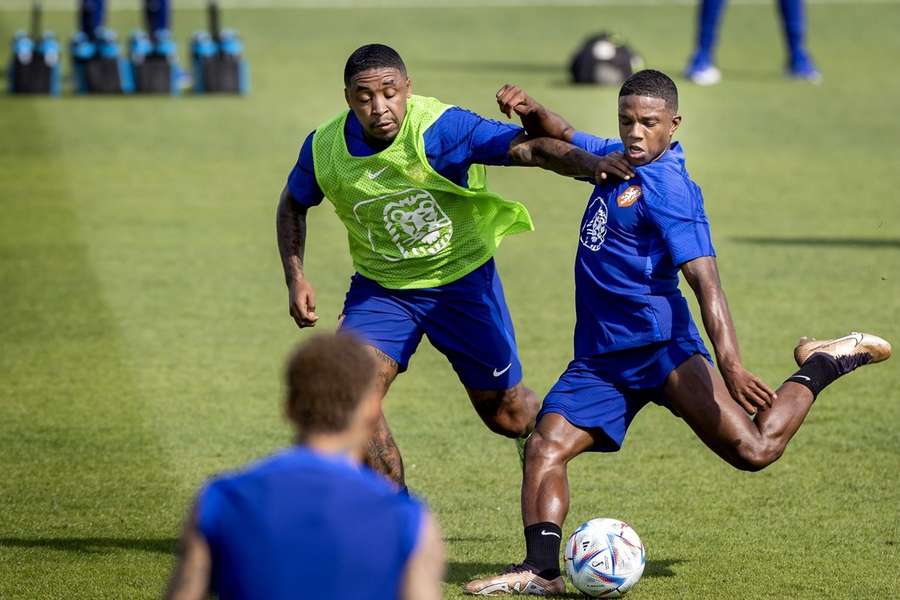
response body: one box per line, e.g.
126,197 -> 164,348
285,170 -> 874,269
539,337 -> 712,452
338,258 -> 522,390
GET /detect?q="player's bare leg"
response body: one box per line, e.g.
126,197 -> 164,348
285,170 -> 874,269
467,383 -> 539,439
521,414 -> 597,526
363,346 -> 405,486
464,413 -> 593,596
666,333 -> 891,471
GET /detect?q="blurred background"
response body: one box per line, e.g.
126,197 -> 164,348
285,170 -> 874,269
1,1 -> 898,598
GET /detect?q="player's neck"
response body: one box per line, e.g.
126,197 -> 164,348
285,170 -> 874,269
299,432 -> 365,463
647,141 -> 673,165
362,131 -> 395,151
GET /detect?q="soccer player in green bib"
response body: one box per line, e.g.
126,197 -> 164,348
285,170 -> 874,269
276,44 -> 631,487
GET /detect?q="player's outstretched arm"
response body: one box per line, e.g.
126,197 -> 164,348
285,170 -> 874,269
508,136 -> 634,182
496,84 -> 575,141
163,502 -> 211,600
681,256 -> 776,414
400,511 -> 445,600
276,186 -> 319,329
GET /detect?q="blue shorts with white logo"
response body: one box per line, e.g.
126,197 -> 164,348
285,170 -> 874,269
539,337 -> 712,452
339,258 -> 522,390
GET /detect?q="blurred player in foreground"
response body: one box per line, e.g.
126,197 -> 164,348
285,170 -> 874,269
685,0 -> 820,84
164,333 -> 444,600
463,71 -> 890,595
276,43 -> 630,488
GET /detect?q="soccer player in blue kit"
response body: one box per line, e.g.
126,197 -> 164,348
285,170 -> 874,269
276,44 -> 630,488
164,334 -> 444,600
464,70 -> 891,595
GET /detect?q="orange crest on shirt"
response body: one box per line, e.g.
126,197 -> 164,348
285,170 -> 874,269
617,185 -> 642,208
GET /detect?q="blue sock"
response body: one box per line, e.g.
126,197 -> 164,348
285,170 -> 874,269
778,0 -> 807,65
694,0 -> 728,64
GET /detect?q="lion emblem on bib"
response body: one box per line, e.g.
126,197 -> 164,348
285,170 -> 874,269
382,189 -> 453,258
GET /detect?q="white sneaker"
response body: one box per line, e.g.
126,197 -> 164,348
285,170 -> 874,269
686,65 -> 721,86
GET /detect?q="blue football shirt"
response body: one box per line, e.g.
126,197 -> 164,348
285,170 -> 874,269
197,446 -> 423,600
569,133 -> 716,358
286,106 -> 523,207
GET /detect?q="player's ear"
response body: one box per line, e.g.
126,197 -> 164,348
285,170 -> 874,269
405,77 -> 412,96
670,114 -> 682,136
344,87 -> 350,106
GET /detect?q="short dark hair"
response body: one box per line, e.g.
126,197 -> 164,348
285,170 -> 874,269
284,333 -> 376,437
619,69 -> 678,112
344,44 -> 407,86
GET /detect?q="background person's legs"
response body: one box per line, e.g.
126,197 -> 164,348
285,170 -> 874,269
778,0 -> 820,79
79,0 -> 105,37
685,0 -> 727,84
145,0 -> 171,35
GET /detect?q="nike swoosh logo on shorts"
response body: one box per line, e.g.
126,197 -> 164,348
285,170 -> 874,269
493,363 -> 512,377
791,375 -> 812,382
541,530 -> 561,538
366,167 -> 388,179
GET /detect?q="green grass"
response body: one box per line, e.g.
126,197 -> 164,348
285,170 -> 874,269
2,2 -> 899,598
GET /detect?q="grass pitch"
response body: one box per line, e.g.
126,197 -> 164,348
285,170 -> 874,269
1,2 -> 899,598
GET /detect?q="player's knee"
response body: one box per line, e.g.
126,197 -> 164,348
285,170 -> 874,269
524,431 -> 568,467
733,440 -> 784,472
481,387 -> 536,438
489,411 -> 530,438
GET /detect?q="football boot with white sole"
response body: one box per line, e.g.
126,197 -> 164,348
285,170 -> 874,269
464,564 -> 565,596
794,332 -> 891,372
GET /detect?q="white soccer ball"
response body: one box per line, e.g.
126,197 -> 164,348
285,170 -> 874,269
564,518 -> 645,597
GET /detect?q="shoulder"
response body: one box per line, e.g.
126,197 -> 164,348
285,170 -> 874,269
571,131 -> 624,156
299,131 -> 315,159
635,143 -> 696,207
428,106 -> 520,138
203,448 -> 297,492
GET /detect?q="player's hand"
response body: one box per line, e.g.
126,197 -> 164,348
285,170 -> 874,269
288,278 -> 319,329
594,152 -> 635,183
496,84 -> 541,119
721,363 -> 777,415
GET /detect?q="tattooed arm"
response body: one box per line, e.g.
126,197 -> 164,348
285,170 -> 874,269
507,135 -> 634,183
276,186 -> 319,328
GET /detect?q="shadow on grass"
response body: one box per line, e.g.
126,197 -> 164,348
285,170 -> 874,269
0,536 -> 177,555
447,558 -> 684,589
732,236 -> 900,249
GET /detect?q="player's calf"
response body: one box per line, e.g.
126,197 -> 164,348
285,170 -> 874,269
365,413 -> 405,486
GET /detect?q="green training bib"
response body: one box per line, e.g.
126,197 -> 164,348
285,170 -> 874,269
311,95 -> 533,289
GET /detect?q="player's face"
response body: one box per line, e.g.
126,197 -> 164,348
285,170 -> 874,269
345,68 -> 411,144
617,95 -> 681,165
